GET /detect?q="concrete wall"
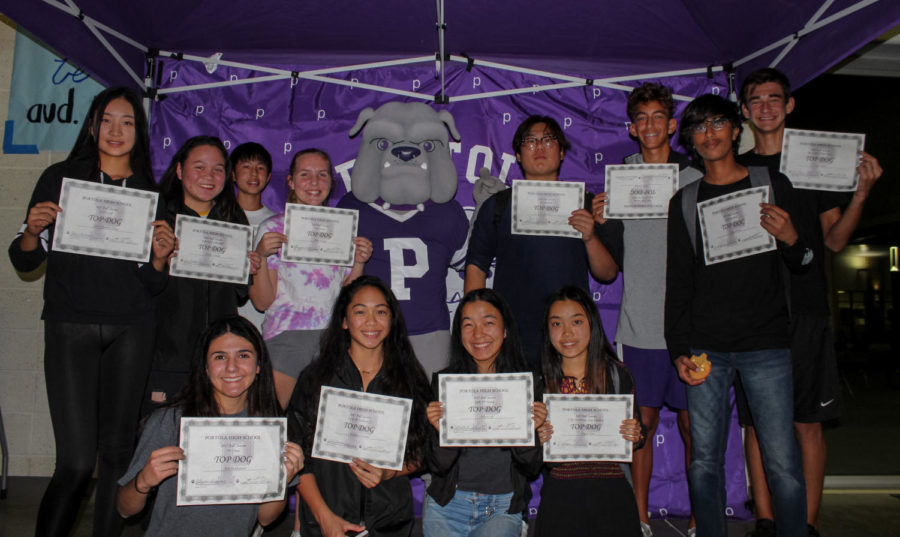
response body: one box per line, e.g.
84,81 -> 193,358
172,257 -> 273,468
0,15 -> 65,477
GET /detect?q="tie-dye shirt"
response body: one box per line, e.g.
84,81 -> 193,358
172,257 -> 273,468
257,213 -> 348,340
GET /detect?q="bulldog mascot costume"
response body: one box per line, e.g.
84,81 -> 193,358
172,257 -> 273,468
338,102 -> 468,375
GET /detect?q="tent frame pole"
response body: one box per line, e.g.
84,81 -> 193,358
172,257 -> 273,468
735,0 -> 880,68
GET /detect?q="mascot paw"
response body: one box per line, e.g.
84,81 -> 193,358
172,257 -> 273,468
473,167 -> 507,205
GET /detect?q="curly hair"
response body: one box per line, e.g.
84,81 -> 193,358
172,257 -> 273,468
627,82 -> 675,122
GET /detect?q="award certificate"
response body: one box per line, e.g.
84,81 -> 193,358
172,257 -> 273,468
177,417 -> 287,506
170,215 -> 252,284
511,180 -> 584,238
439,373 -> 535,447
780,128 -> 864,192
697,186 -> 775,265
603,164 -> 678,219
542,393 -> 633,463
311,387 -> 412,471
51,177 -> 158,262
282,203 -> 358,266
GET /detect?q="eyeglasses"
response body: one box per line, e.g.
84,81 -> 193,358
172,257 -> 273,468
521,135 -> 559,150
690,117 -> 730,135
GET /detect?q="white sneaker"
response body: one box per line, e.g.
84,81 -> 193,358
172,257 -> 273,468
290,531 -> 301,537
686,528 -> 696,537
250,524 -> 264,537
641,521 -> 653,537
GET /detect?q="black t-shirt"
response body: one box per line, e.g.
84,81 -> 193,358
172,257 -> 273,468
738,152 -> 848,315
665,173 -> 810,360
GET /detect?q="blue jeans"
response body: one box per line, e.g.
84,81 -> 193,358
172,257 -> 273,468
423,491 -> 523,537
687,349 -> 806,537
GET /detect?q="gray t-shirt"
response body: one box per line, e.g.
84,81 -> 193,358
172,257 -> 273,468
612,152 -> 702,349
118,407 -> 259,537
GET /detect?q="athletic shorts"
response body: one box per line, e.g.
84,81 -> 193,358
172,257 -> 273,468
735,314 -> 842,426
620,343 -> 687,410
267,329 -> 322,378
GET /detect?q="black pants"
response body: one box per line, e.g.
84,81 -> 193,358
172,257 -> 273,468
36,319 -> 154,537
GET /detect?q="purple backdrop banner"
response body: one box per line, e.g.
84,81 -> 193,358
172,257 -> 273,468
149,61 -> 748,518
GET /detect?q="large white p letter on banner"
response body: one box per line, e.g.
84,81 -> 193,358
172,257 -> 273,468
383,238 -> 429,300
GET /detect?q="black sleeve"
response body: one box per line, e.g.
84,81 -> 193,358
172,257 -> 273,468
664,192 -> 694,362
594,219 -> 624,270
772,175 -> 813,274
8,166 -> 63,272
465,193 -> 499,275
426,372 -> 463,474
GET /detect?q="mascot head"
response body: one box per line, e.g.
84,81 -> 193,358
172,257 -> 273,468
349,102 -> 461,206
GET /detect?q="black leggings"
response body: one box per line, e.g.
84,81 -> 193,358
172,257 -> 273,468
36,320 -> 154,537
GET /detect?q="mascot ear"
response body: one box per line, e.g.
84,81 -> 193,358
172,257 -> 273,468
349,107 -> 376,138
438,110 -> 461,142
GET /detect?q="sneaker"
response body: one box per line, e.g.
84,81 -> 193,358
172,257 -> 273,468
808,524 -> 821,537
250,524 -> 264,537
747,518 -> 776,537
290,531 -> 301,537
686,527 -> 696,537
640,521 -> 653,537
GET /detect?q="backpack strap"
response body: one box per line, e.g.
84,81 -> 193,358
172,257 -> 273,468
681,180 -> 702,256
748,165 -> 774,204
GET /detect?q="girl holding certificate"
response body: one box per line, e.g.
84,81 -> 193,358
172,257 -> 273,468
148,136 -> 251,411
423,288 -> 545,537
8,87 -> 173,537
287,275 -> 432,537
117,315 -> 304,536
534,286 -> 644,536
249,148 -> 373,411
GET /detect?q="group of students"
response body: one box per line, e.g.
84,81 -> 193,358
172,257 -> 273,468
10,64 -> 881,537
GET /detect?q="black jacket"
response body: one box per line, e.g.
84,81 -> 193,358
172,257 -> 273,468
425,371 -> 542,515
8,159 -> 166,324
287,353 -> 429,537
151,199 -> 248,373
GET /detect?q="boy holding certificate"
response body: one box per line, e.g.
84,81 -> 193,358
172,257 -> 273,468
590,83 -> 700,536
664,94 -> 811,537
465,115 -> 614,366
736,68 -> 883,537
231,142 -> 277,331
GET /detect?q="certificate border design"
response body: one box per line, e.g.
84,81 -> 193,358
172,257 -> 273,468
603,164 -> 678,219
52,178 -> 158,262
177,417 -> 287,505
510,180 -> 585,238
438,372 -> 535,447
281,203 -> 359,266
542,393 -> 633,462
697,186 -> 775,265
312,386 -> 412,470
781,128 -> 864,192
170,215 -> 253,283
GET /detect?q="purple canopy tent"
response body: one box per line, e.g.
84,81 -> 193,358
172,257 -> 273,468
3,0 -> 899,522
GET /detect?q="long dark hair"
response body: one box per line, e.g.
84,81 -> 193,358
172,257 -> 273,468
295,276 -> 431,465
445,288 -> 527,374
158,136 -> 247,224
540,286 -> 620,394
66,87 -> 153,183
171,315 -> 279,418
